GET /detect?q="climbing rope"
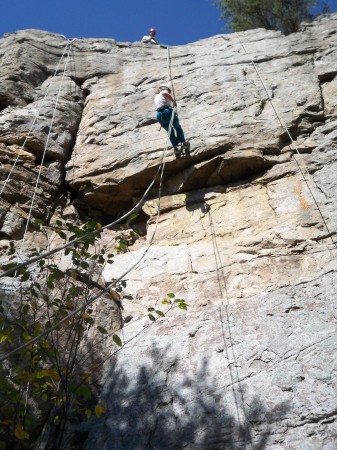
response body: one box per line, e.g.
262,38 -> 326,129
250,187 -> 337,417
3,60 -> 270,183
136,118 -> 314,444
2,37 -> 76,318
0,38 -> 72,199
166,46 -> 176,101
206,205 -> 253,448
18,39 -> 76,258
0,46 -> 178,361
0,46 -> 178,278
0,111 -> 175,362
1,144 -> 168,278
235,33 -> 337,251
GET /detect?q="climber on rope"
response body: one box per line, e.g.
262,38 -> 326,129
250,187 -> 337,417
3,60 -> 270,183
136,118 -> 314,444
154,84 -> 190,156
142,28 -> 158,45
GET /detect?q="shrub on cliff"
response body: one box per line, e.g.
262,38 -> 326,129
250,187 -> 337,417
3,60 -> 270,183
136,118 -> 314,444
214,0 -> 330,34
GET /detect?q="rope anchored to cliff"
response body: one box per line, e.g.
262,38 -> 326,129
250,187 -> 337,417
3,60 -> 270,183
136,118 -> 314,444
0,102 -> 175,364
234,33 -> 337,253
0,40 -> 178,362
0,38 -> 74,200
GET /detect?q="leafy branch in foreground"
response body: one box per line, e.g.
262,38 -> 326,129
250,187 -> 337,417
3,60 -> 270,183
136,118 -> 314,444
0,217 -> 188,449
0,219 -> 120,449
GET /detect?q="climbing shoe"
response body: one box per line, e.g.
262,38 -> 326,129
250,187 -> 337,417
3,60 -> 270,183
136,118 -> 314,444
174,146 -> 182,156
181,141 -> 190,153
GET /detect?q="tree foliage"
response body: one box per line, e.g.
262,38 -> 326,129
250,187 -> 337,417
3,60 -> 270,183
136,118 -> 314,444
0,217 -> 187,449
0,220 -> 113,449
214,0 -> 330,35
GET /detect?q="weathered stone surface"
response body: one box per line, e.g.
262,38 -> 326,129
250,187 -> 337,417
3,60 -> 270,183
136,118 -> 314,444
61,13 -> 337,217
0,13 -> 337,449
82,271 -> 337,449
0,34 -> 85,227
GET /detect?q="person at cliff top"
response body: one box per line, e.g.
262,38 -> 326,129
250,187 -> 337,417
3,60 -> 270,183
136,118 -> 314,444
154,84 -> 190,155
142,28 -> 159,44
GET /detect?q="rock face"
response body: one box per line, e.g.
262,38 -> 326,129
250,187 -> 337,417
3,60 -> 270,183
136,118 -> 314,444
1,14 -> 337,449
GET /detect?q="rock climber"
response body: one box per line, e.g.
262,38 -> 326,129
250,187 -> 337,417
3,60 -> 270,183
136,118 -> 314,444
154,84 -> 189,155
142,28 -> 159,45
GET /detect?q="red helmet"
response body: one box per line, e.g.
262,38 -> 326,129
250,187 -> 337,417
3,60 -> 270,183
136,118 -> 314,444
149,28 -> 156,34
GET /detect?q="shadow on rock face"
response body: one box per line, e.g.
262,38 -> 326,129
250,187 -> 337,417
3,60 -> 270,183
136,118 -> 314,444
70,345 -> 289,450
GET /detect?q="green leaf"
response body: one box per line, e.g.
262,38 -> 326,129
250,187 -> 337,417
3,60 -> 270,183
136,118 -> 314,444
178,303 -> 188,310
148,314 -> 156,322
58,309 -> 69,319
22,304 -> 30,314
39,341 -> 50,349
113,334 -> 122,346
147,307 -> 155,312
34,218 -> 45,225
22,332 -> 32,341
75,385 -> 92,398
56,229 -> 67,240
30,288 -> 38,298
66,222 -> 75,230
69,286 -> 82,297
162,299 -> 170,305
97,326 -> 108,334
50,267 -> 65,280
56,219 -> 63,226
84,316 -> 94,326
8,242 -> 15,256
167,293 -> 175,298
155,310 -> 165,317
80,261 -> 89,269
19,268 -> 30,282
98,255 -> 105,264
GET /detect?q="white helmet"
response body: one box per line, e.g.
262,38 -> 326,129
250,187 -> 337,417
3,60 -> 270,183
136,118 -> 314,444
159,84 -> 171,92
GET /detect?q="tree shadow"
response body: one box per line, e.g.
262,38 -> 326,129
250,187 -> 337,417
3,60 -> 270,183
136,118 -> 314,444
68,344 -> 289,450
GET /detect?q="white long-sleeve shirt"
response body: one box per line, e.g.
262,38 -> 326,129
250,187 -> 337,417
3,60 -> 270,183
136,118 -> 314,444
142,35 -> 158,44
154,91 -> 172,110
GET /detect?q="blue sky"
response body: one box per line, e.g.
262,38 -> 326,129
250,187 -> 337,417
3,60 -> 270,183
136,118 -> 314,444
1,0 -> 337,46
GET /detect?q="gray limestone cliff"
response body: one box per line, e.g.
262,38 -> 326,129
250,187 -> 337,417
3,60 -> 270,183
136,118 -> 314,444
1,13 -> 337,449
